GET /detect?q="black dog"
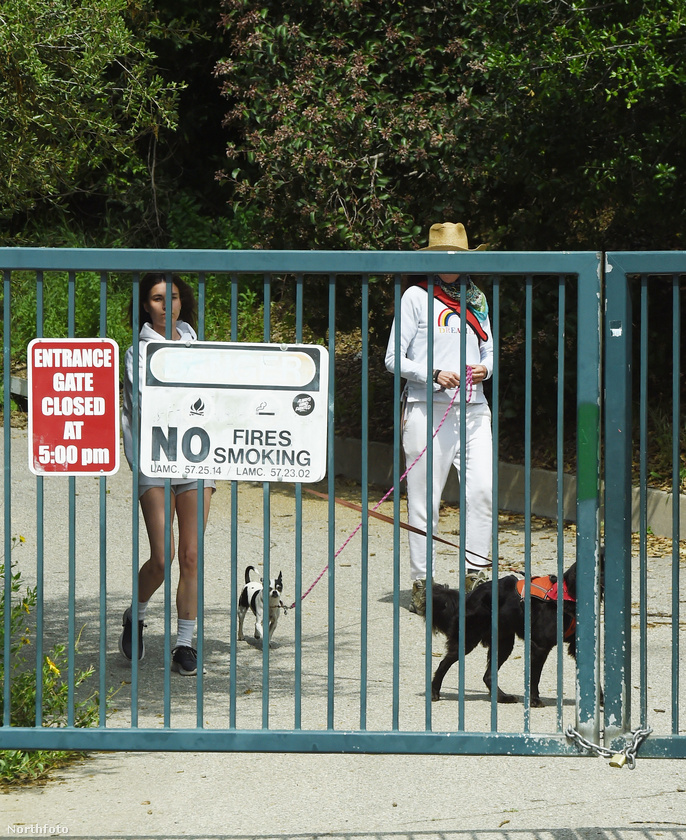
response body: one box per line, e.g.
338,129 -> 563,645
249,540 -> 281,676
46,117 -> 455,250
429,559 -> 601,707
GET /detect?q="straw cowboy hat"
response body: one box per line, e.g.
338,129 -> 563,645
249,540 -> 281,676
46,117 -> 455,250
420,222 -> 488,251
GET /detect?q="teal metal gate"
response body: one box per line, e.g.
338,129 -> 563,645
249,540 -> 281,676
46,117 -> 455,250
1,247 -> 683,760
603,252 -> 684,759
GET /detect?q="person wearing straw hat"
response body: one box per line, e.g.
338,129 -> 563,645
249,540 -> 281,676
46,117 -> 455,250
385,223 -> 494,615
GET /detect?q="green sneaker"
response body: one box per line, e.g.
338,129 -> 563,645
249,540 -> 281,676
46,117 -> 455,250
409,579 -> 426,615
465,570 -> 489,593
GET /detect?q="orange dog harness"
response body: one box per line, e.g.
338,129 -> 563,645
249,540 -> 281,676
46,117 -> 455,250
516,575 -> 576,640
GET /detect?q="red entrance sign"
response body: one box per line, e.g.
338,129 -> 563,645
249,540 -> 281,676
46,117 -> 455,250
28,338 -> 120,476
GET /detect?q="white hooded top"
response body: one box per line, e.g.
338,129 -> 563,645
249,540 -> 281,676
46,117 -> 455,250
121,320 -> 197,469
385,284 -> 493,405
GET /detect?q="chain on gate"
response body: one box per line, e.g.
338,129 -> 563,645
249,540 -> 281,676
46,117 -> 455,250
565,725 -> 653,769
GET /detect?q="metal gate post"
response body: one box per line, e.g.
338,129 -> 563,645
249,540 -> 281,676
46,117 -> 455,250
603,260 -> 633,744
2,270 -> 12,728
574,254 -> 603,743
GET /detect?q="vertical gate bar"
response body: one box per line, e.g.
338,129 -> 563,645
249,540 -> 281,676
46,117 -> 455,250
2,270 -> 12,727
555,275 -> 567,728
489,277 -> 501,731
294,273 -> 304,730
392,274 -> 402,730
262,272 -> 272,726
197,272 -> 206,338
359,274 -> 369,730
574,255 -> 602,742
603,262 -> 633,743
130,273 -> 141,726
639,276 -> 649,725
229,274 -> 238,729
523,276 -> 533,730
457,279 -> 468,732
262,481 -> 271,727
35,272 -> 45,725
67,271 -> 76,335
670,273 -> 681,733
163,477 -> 172,728
424,275 -> 435,731
327,272 -> 336,729
163,276 -> 173,727
67,273 -> 76,726
99,272 -> 108,725
197,272 -> 207,726
164,273 -> 173,342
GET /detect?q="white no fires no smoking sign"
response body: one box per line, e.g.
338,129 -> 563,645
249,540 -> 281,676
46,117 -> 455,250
140,342 -> 329,483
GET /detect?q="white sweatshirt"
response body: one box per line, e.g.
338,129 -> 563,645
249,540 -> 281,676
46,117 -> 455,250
385,284 -> 493,405
121,320 -> 197,468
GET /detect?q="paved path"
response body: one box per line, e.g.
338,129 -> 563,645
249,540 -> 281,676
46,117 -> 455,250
2,428 -> 685,838
3,749 -> 686,839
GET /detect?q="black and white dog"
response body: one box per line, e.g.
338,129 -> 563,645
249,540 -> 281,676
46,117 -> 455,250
237,565 -> 284,644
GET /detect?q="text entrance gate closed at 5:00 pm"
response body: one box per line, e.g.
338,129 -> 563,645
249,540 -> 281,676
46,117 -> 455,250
27,337 -> 120,476
139,341 -> 329,483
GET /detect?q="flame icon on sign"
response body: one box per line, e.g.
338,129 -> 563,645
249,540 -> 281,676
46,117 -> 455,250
190,398 -> 205,416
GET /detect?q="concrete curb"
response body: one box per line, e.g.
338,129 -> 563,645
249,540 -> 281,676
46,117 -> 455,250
334,436 -> 686,539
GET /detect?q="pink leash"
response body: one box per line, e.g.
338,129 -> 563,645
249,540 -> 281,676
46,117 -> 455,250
289,368 -> 481,609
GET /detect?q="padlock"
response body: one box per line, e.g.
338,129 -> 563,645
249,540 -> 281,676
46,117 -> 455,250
609,752 -> 627,768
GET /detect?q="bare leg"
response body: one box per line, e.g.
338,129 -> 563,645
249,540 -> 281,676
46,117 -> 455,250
138,487 -> 176,603
174,487 -> 213,621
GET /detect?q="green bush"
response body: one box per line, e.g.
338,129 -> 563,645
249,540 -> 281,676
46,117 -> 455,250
5,271 -> 132,371
0,539 -> 108,785
3,266 -> 280,378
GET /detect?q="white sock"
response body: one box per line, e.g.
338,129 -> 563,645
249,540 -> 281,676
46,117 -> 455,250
176,618 -> 195,649
136,599 -> 150,622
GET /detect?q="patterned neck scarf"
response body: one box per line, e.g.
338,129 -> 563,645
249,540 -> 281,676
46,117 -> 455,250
436,276 -> 489,323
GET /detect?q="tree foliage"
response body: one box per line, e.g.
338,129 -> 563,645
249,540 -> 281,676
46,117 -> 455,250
479,0 -> 686,249
0,0 -> 180,243
216,0 -> 686,250
4,0 -> 684,251
217,0 -> 493,248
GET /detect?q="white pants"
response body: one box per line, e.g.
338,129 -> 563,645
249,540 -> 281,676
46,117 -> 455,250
403,400 -> 493,581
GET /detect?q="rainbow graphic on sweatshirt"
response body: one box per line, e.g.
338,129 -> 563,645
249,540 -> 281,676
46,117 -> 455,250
437,307 -> 460,329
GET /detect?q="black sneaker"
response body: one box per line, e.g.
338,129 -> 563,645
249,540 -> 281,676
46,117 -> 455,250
171,645 -> 199,676
119,607 -> 145,661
